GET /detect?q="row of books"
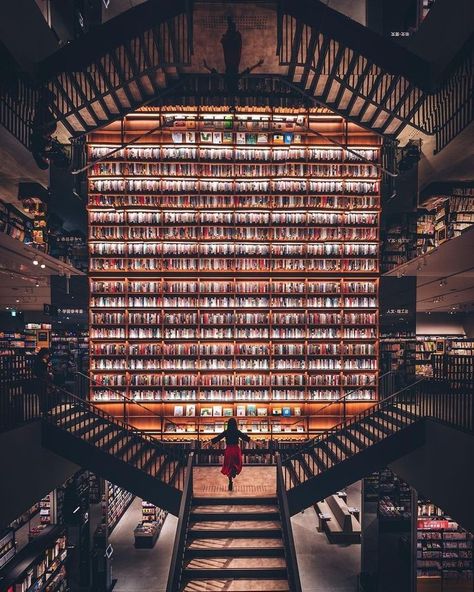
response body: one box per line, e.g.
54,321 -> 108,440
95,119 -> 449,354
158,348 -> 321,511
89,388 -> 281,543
90,162 -> 379,177
89,242 -> 378,256
90,279 -> 377,294
89,145 -> 378,162
90,343 -> 376,355
91,373 -> 377,387
89,194 -> 380,209
90,295 -> 378,307
89,178 -> 379,194
91,359 -> 377,370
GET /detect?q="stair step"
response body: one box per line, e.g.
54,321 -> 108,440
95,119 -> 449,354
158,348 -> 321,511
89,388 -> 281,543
181,579 -> 289,591
183,567 -> 288,580
192,496 -> 277,506
378,410 -> 408,428
185,557 -> 286,570
189,520 -> 281,539
186,537 -> 284,552
364,416 -> 396,435
191,506 -> 278,521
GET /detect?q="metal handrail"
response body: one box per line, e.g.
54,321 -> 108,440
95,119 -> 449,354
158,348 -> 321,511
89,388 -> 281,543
166,451 -> 194,592
45,382 -> 187,462
284,378 -> 426,462
76,370 -> 180,432
276,452 -> 303,592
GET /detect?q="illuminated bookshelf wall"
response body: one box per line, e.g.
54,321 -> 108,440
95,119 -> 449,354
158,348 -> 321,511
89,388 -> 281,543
88,106 -> 381,439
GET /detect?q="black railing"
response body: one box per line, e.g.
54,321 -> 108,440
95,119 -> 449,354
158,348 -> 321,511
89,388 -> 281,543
76,371 -> 181,436
276,452 -> 303,592
0,78 -> 39,149
282,380 -> 473,490
43,383 -> 189,490
0,354 -> 38,433
166,451 -> 194,592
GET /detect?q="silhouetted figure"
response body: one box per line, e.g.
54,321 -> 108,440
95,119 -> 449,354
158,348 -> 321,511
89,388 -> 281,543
210,417 -> 251,491
202,17 -> 263,94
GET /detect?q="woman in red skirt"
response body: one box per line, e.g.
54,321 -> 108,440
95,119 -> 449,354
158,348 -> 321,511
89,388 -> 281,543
210,417 -> 251,490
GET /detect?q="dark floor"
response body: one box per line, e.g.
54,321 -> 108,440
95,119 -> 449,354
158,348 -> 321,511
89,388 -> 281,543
292,482 -> 361,592
109,497 -> 178,592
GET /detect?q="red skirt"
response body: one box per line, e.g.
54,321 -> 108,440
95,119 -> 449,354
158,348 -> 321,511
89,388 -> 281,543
221,444 -> 243,477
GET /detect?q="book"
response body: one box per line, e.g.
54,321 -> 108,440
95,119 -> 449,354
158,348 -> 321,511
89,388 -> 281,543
223,407 -> 233,417
212,132 -> 223,144
247,404 -> 257,416
174,405 -> 184,417
186,404 -> 195,417
201,407 -> 212,417
224,117 -> 233,129
236,405 -> 246,417
171,132 -> 183,143
294,406 -> 301,416
273,407 -> 282,416
282,407 -> 291,417
284,133 -> 293,145
257,407 -> 268,416
236,132 -> 246,144
213,405 -> 222,417
223,132 -> 233,144
185,132 -> 196,143
257,133 -> 268,144
246,134 -> 257,145
273,134 -> 284,144
200,132 -> 212,143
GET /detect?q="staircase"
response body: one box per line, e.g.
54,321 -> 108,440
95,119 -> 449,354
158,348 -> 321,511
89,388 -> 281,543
182,496 -> 289,591
167,455 -> 302,592
278,0 -> 474,151
41,386 -> 187,515
282,382 -> 473,515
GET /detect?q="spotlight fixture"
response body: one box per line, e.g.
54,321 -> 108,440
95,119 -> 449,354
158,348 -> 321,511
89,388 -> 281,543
40,263 -> 46,269
416,263 -> 423,271
439,279 -> 447,287
33,259 -> 39,266
35,281 -> 40,287
15,299 -> 19,303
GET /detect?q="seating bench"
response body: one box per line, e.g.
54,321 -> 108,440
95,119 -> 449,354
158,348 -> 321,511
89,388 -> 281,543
315,493 -> 361,544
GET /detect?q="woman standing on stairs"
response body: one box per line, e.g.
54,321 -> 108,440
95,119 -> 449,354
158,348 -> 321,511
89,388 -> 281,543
210,417 -> 251,490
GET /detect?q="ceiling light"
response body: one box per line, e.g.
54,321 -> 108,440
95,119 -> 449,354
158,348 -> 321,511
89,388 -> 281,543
439,279 -> 447,287
33,259 -> 39,266
35,281 -> 40,287
15,299 -> 19,303
40,263 -> 46,269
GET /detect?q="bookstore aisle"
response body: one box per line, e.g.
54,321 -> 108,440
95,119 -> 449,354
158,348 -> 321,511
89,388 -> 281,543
292,482 -> 361,592
109,497 -> 177,592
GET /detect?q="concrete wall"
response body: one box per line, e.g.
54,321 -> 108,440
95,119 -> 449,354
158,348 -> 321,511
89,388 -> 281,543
389,420 -> 474,532
0,421 -> 79,529
416,312 -> 465,336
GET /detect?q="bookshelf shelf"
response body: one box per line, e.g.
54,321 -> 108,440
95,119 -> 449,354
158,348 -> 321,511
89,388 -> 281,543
88,107 -> 380,436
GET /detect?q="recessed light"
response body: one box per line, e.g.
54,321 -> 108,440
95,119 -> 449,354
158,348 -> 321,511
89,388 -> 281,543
33,259 -> 39,266
15,299 -> 19,303
40,263 -> 46,269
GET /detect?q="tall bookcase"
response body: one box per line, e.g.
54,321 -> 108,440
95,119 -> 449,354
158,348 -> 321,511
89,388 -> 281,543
88,106 -> 381,439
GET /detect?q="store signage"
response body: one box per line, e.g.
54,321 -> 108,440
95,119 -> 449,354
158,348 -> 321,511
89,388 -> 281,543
417,519 -> 450,530
44,304 -> 58,316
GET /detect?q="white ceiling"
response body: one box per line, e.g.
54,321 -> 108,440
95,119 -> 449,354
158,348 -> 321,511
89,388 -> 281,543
384,226 -> 474,313
0,233 -> 84,311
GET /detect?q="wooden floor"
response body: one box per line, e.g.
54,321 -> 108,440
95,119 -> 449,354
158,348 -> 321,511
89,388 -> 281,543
193,466 -> 277,497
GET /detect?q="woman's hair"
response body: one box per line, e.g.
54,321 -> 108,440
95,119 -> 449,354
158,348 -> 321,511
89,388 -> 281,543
227,417 -> 238,431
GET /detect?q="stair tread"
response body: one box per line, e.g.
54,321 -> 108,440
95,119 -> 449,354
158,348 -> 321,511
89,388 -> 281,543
192,505 -> 277,513
185,557 -> 286,569
181,579 -> 289,591
190,521 -> 281,531
193,497 -> 277,505
187,538 -> 284,550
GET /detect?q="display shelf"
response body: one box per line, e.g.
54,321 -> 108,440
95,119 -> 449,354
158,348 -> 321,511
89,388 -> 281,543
103,483 -> 133,533
134,501 -> 168,548
88,108 -> 380,435
0,529 -> 16,569
0,527 -> 67,592
417,500 -> 473,590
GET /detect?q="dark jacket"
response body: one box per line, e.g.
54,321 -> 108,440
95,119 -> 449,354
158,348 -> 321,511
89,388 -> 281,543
211,428 -> 250,446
